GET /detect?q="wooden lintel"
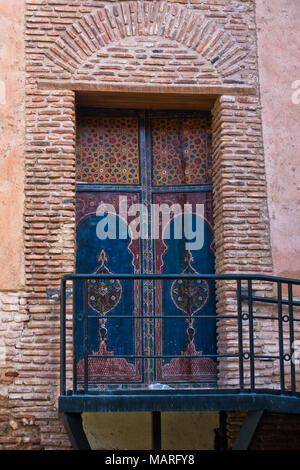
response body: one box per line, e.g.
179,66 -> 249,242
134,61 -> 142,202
37,80 -> 256,96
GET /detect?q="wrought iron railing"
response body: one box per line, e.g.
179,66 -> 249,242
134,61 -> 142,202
60,273 -> 300,400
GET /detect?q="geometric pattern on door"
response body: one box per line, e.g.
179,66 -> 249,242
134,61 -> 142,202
151,116 -> 212,186
76,116 -> 140,184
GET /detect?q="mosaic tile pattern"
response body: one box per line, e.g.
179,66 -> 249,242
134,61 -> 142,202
151,117 -> 212,186
76,116 -> 140,184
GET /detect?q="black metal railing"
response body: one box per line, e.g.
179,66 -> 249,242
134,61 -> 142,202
60,273 -> 300,400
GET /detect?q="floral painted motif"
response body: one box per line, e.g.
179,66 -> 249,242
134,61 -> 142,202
162,252 -> 216,382
76,116 -> 140,184
151,117 -> 212,186
170,251 -> 209,315
171,278 -> 209,316
76,249 -> 139,383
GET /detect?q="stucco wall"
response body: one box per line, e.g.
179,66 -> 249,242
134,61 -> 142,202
82,411 -> 219,450
0,0 -> 25,290
256,0 -> 300,279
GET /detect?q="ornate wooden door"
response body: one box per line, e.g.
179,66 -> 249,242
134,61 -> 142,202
75,109 -> 217,391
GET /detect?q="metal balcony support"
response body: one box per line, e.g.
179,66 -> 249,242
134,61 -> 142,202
233,410 -> 265,450
60,412 -> 91,451
152,412 -> 162,450
214,411 -> 228,451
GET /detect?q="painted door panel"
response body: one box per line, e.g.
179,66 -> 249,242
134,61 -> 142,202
75,192 -> 142,386
153,192 -> 217,384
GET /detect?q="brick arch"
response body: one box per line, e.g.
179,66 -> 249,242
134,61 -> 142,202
46,1 -> 246,83
72,37 -> 222,84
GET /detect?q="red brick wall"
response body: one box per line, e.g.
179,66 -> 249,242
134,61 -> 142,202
211,95 -> 277,390
0,0 -> 287,450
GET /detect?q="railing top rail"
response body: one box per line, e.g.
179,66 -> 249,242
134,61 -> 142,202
61,273 -> 300,285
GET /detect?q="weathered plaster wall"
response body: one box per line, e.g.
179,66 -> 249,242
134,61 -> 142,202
0,0 -> 25,290
225,2 -> 300,448
256,0 -> 300,279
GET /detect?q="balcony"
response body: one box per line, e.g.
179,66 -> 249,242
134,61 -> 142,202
59,273 -> 300,449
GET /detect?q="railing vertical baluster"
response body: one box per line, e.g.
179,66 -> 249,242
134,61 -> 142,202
73,279 -> 77,394
142,279 -> 145,386
60,278 -> 66,396
83,279 -> 89,394
288,282 -> 295,394
237,279 -> 244,392
248,279 -> 255,392
277,281 -> 285,393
